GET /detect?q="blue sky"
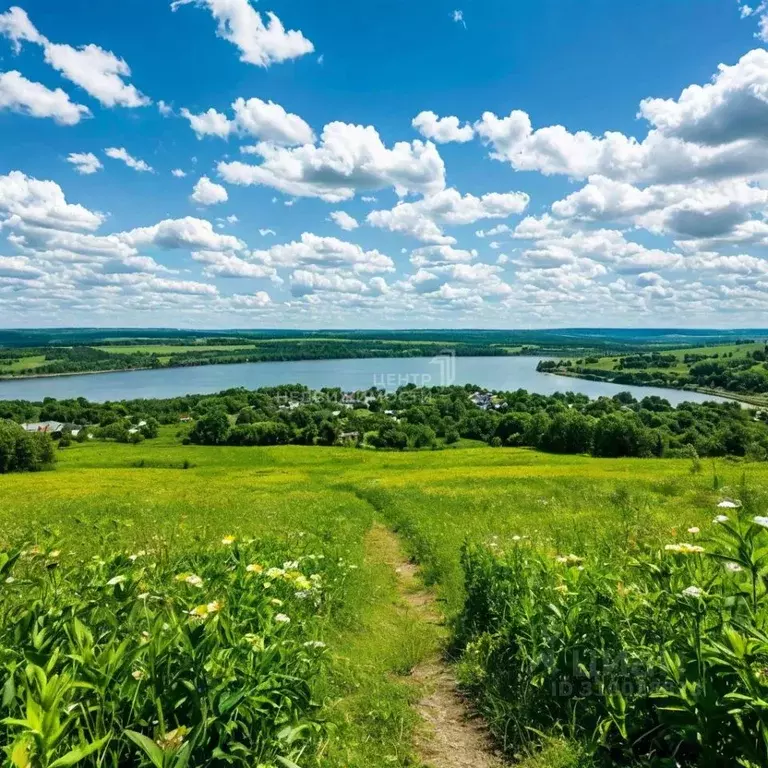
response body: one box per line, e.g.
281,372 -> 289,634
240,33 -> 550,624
1,0 -> 767,328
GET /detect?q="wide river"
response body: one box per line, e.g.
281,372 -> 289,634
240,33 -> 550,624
0,356 -> 729,405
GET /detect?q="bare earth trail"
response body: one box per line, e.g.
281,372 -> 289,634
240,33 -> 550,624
365,523 -> 503,768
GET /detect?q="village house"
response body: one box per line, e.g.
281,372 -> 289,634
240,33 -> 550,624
21,421 -> 79,436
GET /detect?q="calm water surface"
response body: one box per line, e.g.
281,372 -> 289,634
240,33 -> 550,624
0,356 -> 729,405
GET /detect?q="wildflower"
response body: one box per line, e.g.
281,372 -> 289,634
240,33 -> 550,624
107,575 -> 127,586
303,640 -> 326,649
687,527 -> 700,535
753,516 -> 768,529
132,669 -> 144,680
270,598 -> 284,607
23,545 -> 42,558
5,576 -> 16,584
681,586 -> 703,598
206,600 -> 222,614
48,550 -> 60,559
188,604 -> 211,619
137,592 -> 150,600
664,543 -> 704,555
725,562 -> 743,573
555,554 -> 583,566
266,567 -> 285,579
283,560 -> 299,570
246,563 -> 263,573
156,726 -> 189,752
295,591 -> 309,599
244,633 -> 265,650
718,499 -> 741,509
512,535 -> 522,542
617,582 -> 639,597
140,631 -> 151,644
274,613 -> 291,624
174,573 -> 203,588
713,515 -> 729,524
294,575 -> 312,591
221,535 -> 236,546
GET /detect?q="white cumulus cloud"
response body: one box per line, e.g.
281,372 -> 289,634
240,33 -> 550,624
412,111 -> 474,143
329,211 -> 359,231
0,6 -> 149,108
67,152 -> 102,175
218,121 -> 446,202
181,97 -> 313,145
104,147 -> 153,173
170,0 -> 314,67
0,70 -> 90,125
368,187 -> 529,244
190,176 -> 228,205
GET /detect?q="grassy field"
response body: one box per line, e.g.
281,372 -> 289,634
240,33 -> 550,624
0,354 -> 47,373
575,342 -> 765,376
95,344 -> 259,355
2,430 -> 767,766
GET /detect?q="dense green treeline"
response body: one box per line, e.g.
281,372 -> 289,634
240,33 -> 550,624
2,326 -> 763,348
541,343 -> 768,398
3,384 -> 767,460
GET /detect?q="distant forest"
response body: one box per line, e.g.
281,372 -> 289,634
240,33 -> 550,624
1,326 -> 766,348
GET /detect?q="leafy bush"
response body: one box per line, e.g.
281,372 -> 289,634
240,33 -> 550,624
456,495 -> 768,766
0,420 -> 56,473
0,534 -> 356,767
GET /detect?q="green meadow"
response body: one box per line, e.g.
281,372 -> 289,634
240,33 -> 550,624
3,429 -> 768,766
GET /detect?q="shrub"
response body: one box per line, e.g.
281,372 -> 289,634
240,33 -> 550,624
455,496 -> 768,766
190,410 -> 230,445
0,535 -> 351,767
0,420 -> 56,473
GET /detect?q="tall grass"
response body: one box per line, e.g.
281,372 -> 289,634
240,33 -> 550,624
454,490 -> 768,767
0,533 -> 354,767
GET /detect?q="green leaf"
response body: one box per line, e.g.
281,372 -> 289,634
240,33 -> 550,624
49,732 -> 112,768
0,551 -> 20,578
3,672 -> 16,707
125,730 -> 165,768
276,758 -> 302,768
9,738 -> 31,768
218,690 -> 247,715
172,740 -> 193,768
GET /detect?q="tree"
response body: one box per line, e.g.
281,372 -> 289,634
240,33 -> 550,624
0,421 -> 55,473
523,411 -> 551,448
236,407 -> 256,425
540,411 -> 594,454
0,420 -> 19,473
407,424 -> 436,449
495,412 -> 532,446
190,409 -> 230,445
444,427 -> 460,445
140,417 -> 159,439
593,414 -> 652,458
317,421 -> 340,446
371,424 -> 408,450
